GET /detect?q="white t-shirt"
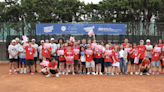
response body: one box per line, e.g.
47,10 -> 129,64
16,43 -> 21,48
101,45 -> 105,58
18,45 -> 26,58
31,44 -> 38,57
119,50 -> 124,58
38,45 -> 42,59
145,45 -> 153,58
56,44 -> 61,56
50,43 -> 57,56
8,45 -> 18,59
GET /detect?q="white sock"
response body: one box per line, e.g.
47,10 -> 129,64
24,68 -> 26,71
21,68 -> 23,71
17,68 -> 19,71
14,69 -> 16,72
9,69 -> 12,72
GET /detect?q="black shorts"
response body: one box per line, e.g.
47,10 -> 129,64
160,60 -> 162,64
104,62 -> 112,67
81,62 -> 85,65
74,60 -> 79,65
34,57 -> 37,61
50,70 -> 56,74
40,59 -> 42,62
46,58 -> 51,62
95,58 -> 102,64
59,61 -> 65,63
26,59 -> 34,65
9,59 -> 18,62
130,57 -> 134,64
162,66 -> 164,68
139,59 -> 143,64
149,58 -> 151,61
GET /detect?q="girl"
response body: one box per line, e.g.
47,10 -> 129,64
160,54 -> 164,75
103,44 -> 112,75
157,39 -> 164,73
112,46 -> 119,75
79,47 -> 86,74
58,44 -> 65,75
40,57 -> 50,75
129,43 -> 141,75
119,45 -> 128,75
126,44 -> 131,73
151,44 -> 161,74
101,40 -> 106,73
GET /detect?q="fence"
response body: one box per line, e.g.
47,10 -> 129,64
0,22 -> 164,61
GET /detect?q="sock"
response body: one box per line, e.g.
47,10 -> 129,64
17,68 -> 19,71
9,69 -> 12,72
24,68 -> 26,71
21,68 -> 23,71
14,69 -> 16,72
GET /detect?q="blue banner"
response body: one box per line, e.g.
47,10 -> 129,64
36,23 -> 126,35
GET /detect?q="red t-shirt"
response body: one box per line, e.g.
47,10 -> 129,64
112,51 -> 119,63
130,48 -> 140,59
104,51 -> 112,62
94,49 -> 103,58
158,44 -> 164,56
58,48 -> 65,61
161,56 -> 164,66
137,45 -> 146,59
65,50 -> 74,63
142,60 -> 150,66
151,49 -> 160,61
42,46 -> 52,59
85,49 -> 94,62
122,43 -> 132,48
111,45 -> 120,50
72,46 -> 80,60
48,62 -> 58,68
25,46 -> 35,59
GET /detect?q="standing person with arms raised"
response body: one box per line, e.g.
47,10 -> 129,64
8,40 -> 19,74
31,39 -> 38,73
41,40 -> 52,61
15,37 -> 21,73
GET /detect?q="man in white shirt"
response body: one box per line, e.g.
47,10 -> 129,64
50,38 -> 57,58
8,40 -> 19,74
31,39 -> 38,73
38,40 -> 44,62
15,37 -> 21,73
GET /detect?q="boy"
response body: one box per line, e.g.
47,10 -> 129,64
140,56 -> 150,75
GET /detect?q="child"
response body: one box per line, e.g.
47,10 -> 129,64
103,44 -> 112,75
140,56 -> 150,75
58,44 -> 65,75
151,44 -> 161,74
160,54 -> 164,75
18,41 -> 26,73
40,57 -> 50,75
79,46 -> 86,74
111,46 -> 119,75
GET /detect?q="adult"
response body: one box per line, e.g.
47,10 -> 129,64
81,39 -> 87,50
15,37 -> 21,73
122,39 -> 132,48
111,42 -> 119,50
50,38 -> 57,59
158,38 -> 164,73
38,40 -> 44,62
41,40 -> 52,60
31,39 -> 38,73
8,40 -> 19,74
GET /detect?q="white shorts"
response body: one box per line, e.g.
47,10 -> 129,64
86,61 -> 95,68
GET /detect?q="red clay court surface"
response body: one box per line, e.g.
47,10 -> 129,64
0,64 -> 164,92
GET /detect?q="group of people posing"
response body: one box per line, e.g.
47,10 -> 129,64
8,35 -> 164,77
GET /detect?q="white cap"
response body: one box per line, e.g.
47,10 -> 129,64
51,38 -> 54,41
140,40 -> 144,42
15,37 -> 19,40
41,40 -> 44,43
31,39 -> 35,41
146,39 -> 150,42
21,41 -> 24,44
12,40 -> 16,43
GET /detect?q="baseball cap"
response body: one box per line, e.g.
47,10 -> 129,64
31,39 -> 35,41
51,38 -> 55,41
15,37 -> 19,40
146,39 -> 150,42
21,41 -> 24,44
140,40 -> 144,42
41,40 -> 44,43
12,40 -> 16,43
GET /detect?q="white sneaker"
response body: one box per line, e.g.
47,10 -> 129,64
62,72 -> 65,75
111,73 -> 114,75
58,72 -> 61,75
115,72 -> 119,75
68,69 -> 70,72
72,72 -> 75,75
130,72 -> 133,75
46,74 -> 51,77
20,70 -> 23,74
24,70 -> 26,74
56,74 -> 59,77
99,72 -> 103,75
146,72 -> 150,75
92,72 -> 96,75
66,73 -> 68,75
87,72 -> 90,75
95,72 -> 98,75
135,72 -> 139,75
140,72 -> 143,75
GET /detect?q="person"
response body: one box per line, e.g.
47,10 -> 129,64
64,45 -> 75,75
41,40 -> 52,60
119,45 -> 128,74
18,41 -> 26,73
8,40 -> 19,74
111,46 -> 120,75
85,44 -> 96,75
160,54 -> 164,75
31,39 -> 38,73
125,43 -> 131,73
87,38 -> 92,45
58,44 -> 65,75
79,46 -> 86,74
50,38 -> 57,59
129,43 -> 141,75
101,40 -> 106,73
77,40 -> 81,46
81,39 -> 87,50
57,37 -> 65,63
158,38 -> 164,74
103,44 -> 112,75
40,57 -> 50,71
64,43 -> 68,50
45,57 -> 59,77
122,39 -> 132,48
111,42 -> 119,50
151,44 -> 161,74
145,39 -> 153,73
137,40 -> 146,73
38,40 -> 44,63
72,42 -> 80,73
15,37 -> 21,73
23,41 -> 35,75
140,56 -> 150,75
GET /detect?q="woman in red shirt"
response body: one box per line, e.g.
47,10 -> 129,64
111,46 -> 119,75
64,45 -> 75,75
157,38 -> 164,73
58,44 -> 65,75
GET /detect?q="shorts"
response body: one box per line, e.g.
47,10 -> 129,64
50,70 -> 56,74
26,59 -> 34,65
40,59 -> 42,62
34,57 -> 37,61
130,57 -> 134,64
59,61 -> 65,63
162,66 -> 164,68
74,60 -> 79,65
19,58 -> 26,65
66,63 -> 74,65
86,61 -> 95,68
160,60 -> 162,65
81,62 -> 85,65
95,58 -> 102,64
9,59 -> 18,62
104,62 -> 112,67
151,61 -> 160,67
138,59 -> 143,64
149,58 -> 151,61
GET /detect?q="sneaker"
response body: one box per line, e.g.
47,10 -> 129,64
146,72 -> 150,75
99,72 -> 103,75
62,72 -> 65,75
156,72 -> 159,75
46,74 -> 51,77
35,70 -> 38,73
87,72 -> 90,75
115,72 -> 119,75
130,72 -> 133,75
72,72 -> 75,75
152,72 -> 155,75
135,72 -> 139,75
9,72 -> 12,75
105,73 -> 108,75
92,72 -> 96,75
17,71 -> 20,74
140,72 -> 143,75
24,70 -> 26,74
83,72 -> 86,74
111,73 -> 114,75
66,73 -> 68,75
79,72 -> 82,74
56,74 -> 59,77
20,70 -> 23,74
68,69 -> 70,72
27,72 -> 29,75
31,72 -> 35,75
14,71 -> 17,74
58,72 -> 61,75
95,72 -> 98,75
108,73 -> 111,75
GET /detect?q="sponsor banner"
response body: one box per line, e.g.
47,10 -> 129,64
36,23 -> 126,35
